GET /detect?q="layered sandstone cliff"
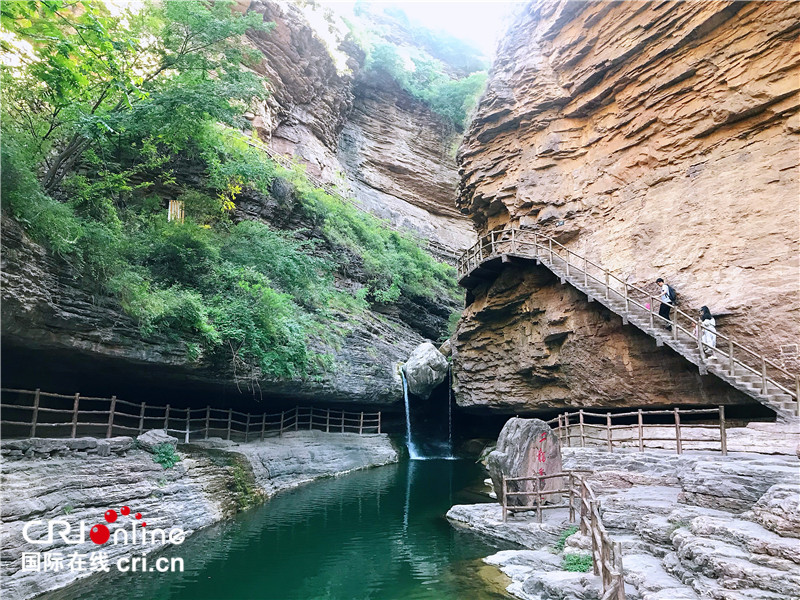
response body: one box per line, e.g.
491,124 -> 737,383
1,0 -> 470,406
245,0 -> 473,252
453,0 -> 799,412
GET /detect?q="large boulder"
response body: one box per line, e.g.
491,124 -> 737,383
487,418 -> 563,506
403,342 -> 449,399
136,429 -> 178,453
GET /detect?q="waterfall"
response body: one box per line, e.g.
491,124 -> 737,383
447,365 -> 453,454
401,370 -> 422,460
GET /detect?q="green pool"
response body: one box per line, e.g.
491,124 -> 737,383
50,460 -> 516,600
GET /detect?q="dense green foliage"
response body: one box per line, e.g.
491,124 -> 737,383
1,0 -> 459,384
347,5 -> 488,130
365,42 -> 487,130
152,443 -> 180,470
561,553 -> 593,573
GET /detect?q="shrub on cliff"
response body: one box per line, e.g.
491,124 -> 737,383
1,0 -> 459,386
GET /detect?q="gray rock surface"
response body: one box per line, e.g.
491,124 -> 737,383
487,418 -> 563,505
403,342 -> 449,399
135,429 -> 178,452
744,484 -> 800,539
0,432 -> 398,600
446,503 -> 568,549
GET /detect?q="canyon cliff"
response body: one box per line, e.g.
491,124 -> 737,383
453,0 -> 800,413
1,0 -> 473,406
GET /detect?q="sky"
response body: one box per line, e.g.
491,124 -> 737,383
327,1 -> 519,57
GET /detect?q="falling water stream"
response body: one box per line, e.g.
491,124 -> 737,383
401,369 -> 422,460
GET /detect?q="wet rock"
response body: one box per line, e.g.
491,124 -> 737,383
403,342 -> 448,399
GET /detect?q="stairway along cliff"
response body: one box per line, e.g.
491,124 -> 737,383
452,0 -> 800,414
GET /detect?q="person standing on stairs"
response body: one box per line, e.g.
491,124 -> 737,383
656,277 -> 675,330
693,305 -> 717,355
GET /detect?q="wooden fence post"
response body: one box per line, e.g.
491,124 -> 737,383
205,406 -> 210,440
106,395 -> 116,439
30,388 -> 40,438
502,477 -> 508,522
674,407 -> 682,454
583,256 -> 588,287
672,309 -> 678,340
184,410 -> 190,443
326,408 -> 330,433
605,271 -> 610,299
638,409 -> 644,452
308,407 -> 313,431
590,500 -> 600,576
359,412 -> 364,434
295,406 -> 299,431
279,410 -> 285,437
761,356 -> 768,394
139,402 -> 146,435
568,473 -> 575,523
606,412 -> 612,452
565,413 -> 571,447
163,404 -> 170,433
244,413 -> 250,443
226,408 -> 232,441
71,393 -> 80,438
614,541 -> 625,600
728,339 -> 735,375
649,295 -> 655,330
260,412 -> 266,441
341,409 -> 345,433
719,405 -> 727,456
377,411 -> 381,434
536,474 -> 542,523
558,414 -> 563,445
579,410 -> 585,447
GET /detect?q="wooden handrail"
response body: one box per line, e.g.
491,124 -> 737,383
0,388 -> 382,440
551,405 -> 728,455
457,228 -> 798,411
500,472 -> 625,599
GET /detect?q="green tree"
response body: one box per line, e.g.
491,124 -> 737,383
1,0 -> 271,191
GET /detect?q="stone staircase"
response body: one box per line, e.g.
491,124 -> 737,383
456,229 -> 799,421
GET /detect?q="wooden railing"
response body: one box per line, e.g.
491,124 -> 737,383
246,138 -> 463,263
457,228 -> 799,412
501,471 -> 625,599
0,388 -> 381,442
546,406 -> 729,455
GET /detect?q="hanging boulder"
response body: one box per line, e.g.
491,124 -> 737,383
403,342 -> 449,399
487,417 -> 563,507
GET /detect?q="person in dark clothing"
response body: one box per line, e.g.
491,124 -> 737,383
656,277 -> 674,330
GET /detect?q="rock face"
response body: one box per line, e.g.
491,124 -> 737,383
486,418 -> 563,505
403,342 -> 449,400
0,215 -> 425,406
453,0 -> 800,413
0,432 -> 398,600
0,0 -> 474,407
245,0 -> 473,254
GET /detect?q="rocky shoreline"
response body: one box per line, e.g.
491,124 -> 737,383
447,447 -> 800,600
0,431 -> 399,600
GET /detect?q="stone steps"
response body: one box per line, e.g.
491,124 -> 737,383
539,255 -> 798,421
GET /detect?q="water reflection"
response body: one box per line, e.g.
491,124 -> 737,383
42,460 -> 514,600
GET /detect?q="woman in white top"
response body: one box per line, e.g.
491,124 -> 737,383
694,305 -> 717,352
